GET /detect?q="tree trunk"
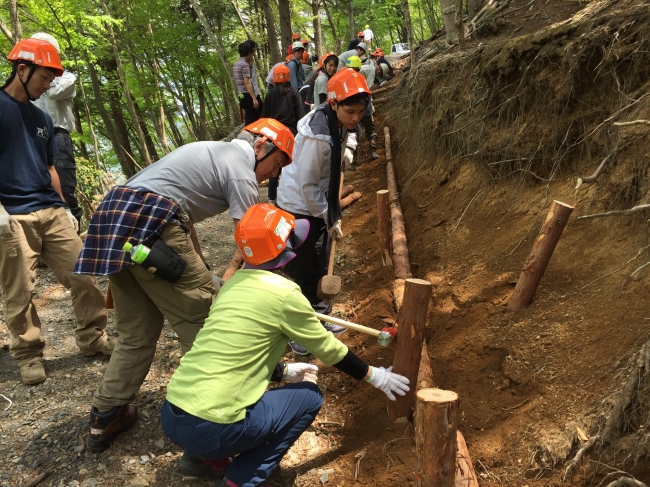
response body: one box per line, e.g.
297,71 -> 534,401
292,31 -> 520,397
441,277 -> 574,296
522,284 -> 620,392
146,22 -> 170,154
311,0 -> 323,58
401,0 -> 416,63
198,85 -> 207,141
387,278 -> 433,422
134,101 -> 160,161
9,0 -> 22,42
507,201 -> 574,311
456,0 -> 466,50
101,0 -> 152,167
415,389 -> 459,487
323,0 -> 340,53
440,0 -> 459,44
165,107 -> 184,147
467,0 -> 486,20
260,0 -> 281,63
278,0 -> 292,57
348,0 -> 355,41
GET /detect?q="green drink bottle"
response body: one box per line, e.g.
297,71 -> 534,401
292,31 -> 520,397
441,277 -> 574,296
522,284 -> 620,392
123,242 -> 151,264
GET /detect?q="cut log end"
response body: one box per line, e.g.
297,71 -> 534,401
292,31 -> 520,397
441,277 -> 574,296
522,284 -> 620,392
417,388 -> 458,403
553,200 -> 575,209
406,278 -> 432,286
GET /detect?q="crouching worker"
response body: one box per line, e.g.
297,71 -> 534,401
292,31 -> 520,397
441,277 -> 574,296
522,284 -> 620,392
161,203 -> 410,487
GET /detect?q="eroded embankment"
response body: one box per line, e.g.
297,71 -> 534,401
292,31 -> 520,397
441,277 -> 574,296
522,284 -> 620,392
378,0 -> 650,484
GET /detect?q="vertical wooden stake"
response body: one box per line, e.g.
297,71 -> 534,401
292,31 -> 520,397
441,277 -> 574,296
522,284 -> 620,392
384,126 -> 392,161
388,278 -> 432,422
508,200 -> 574,311
415,389 -> 459,487
377,190 -> 393,266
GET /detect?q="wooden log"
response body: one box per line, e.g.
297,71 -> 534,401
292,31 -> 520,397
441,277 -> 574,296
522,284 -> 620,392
222,248 -> 244,281
373,85 -> 395,97
388,278 -> 433,422
455,431 -> 479,487
393,278 -> 406,310
340,191 -> 362,209
507,200 -> 574,311
417,340 -> 435,389
384,126 -> 392,161
340,184 -> 355,199
377,190 -> 393,266
387,158 -> 412,279
415,389 -> 459,487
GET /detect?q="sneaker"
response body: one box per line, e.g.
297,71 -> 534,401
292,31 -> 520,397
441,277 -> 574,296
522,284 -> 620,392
322,321 -> 347,336
178,452 -> 230,479
82,336 -> 116,357
348,162 -> 357,172
19,358 -> 46,385
289,340 -> 309,356
222,479 -> 272,487
88,404 -> 138,452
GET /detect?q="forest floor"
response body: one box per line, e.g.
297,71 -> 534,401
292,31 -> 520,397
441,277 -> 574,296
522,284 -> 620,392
2,0 -> 650,485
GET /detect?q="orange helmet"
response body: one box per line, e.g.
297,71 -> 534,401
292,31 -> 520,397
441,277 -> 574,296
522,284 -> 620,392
327,68 -> 371,102
318,51 -> 337,69
292,33 -> 301,40
302,38 -> 309,44
243,118 -> 295,166
7,38 -> 63,76
273,64 -> 290,84
235,203 -> 310,269
357,31 -> 364,37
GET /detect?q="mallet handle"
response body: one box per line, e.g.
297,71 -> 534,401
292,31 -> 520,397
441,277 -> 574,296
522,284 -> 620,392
315,312 -> 381,337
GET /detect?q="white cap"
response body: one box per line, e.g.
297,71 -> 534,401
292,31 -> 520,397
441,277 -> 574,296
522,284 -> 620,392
31,32 -> 60,53
357,42 -> 367,52
292,41 -> 305,51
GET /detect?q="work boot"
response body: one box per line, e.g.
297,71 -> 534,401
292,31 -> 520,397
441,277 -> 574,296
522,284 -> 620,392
19,358 -> 46,385
369,136 -> 379,160
88,404 -> 138,452
82,336 -> 116,357
178,453 -> 230,479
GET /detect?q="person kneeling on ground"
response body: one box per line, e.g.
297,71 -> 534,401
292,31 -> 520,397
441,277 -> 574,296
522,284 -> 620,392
161,203 -> 410,487
276,68 -> 371,355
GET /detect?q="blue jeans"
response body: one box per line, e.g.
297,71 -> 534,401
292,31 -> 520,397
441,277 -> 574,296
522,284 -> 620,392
161,382 -> 323,487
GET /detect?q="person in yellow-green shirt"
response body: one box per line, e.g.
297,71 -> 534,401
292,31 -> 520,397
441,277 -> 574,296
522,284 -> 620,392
161,203 -> 410,487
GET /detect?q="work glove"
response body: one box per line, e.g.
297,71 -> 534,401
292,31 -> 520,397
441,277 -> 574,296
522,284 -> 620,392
366,366 -> 410,401
284,363 -> 319,384
328,220 -> 343,239
0,205 -> 14,237
342,147 -> 354,171
64,205 -> 79,232
211,274 -> 225,293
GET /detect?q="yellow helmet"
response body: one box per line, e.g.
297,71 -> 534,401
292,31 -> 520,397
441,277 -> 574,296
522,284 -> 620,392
346,55 -> 362,69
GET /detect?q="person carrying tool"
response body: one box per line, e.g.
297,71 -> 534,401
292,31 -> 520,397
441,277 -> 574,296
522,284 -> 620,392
344,56 -> 379,167
161,203 -> 410,487
31,32 -> 83,229
337,42 -> 367,70
348,31 -> 365,50
0,36 -> 115,385
276,68 -> 370,354
74,119 -> 295,453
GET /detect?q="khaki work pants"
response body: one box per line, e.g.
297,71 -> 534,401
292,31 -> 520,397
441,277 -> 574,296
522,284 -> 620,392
92,223 -> 215,411
0,207 -> 108,362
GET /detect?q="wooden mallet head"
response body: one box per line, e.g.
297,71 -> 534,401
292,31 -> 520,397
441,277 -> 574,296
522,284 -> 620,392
317,274 -> 341,300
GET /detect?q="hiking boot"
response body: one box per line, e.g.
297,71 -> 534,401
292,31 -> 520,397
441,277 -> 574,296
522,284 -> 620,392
289,340 -> 309,356
88,404 -> 138,452
178,452 -> 230,479
19,358 -> 46,385
82,336 -> 116,357
322,321 -> 347,336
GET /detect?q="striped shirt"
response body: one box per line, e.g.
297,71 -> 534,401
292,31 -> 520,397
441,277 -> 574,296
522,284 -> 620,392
234,58 -> 259,95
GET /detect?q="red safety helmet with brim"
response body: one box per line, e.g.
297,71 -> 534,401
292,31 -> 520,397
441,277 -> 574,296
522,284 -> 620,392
327,68 -> 371,102
318,51 -> 337,69
273,64 -> 290,84
243,118 -> 295,166
7,38 -> 63,76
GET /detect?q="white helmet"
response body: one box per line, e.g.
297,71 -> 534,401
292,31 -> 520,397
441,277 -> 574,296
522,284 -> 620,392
292,41 -> 305,51
357,42 -> 367,52
31,32 -> 60,53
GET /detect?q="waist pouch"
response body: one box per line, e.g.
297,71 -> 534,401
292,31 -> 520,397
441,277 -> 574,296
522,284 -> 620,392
140,239 -> 188,283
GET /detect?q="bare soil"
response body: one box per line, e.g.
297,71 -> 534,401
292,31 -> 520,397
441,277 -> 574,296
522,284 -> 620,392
2,0 -> 650,485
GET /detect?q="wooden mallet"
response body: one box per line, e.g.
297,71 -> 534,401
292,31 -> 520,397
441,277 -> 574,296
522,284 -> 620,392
315,312 -> 397,347
316,172 -> 345,301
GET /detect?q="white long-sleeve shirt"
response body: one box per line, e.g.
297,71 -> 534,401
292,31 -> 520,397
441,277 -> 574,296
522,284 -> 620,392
33,71 -> 76,132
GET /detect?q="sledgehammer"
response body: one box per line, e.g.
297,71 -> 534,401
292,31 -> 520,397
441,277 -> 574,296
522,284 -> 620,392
316,172 -> 345,301
315,312 -> 397,347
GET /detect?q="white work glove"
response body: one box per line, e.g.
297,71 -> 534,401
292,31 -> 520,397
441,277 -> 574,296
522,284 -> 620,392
284,363 -> 319,383
0,205 -> 14,237
328,220 -> 343,239
342,147 -> 354,171
366,366 -> 410,401
211,274 -> 225,293
64,206 -> 79,232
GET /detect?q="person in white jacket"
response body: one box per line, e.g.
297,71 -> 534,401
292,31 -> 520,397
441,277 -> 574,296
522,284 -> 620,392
276,68 -> 371,355
31,33 -> 83,229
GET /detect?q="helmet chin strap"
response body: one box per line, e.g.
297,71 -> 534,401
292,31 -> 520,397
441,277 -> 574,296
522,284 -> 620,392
253,138 -> 278,171
16,62 -> 39,101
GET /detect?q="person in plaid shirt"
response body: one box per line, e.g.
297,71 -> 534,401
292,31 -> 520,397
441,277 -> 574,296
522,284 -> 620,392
75,119 -> 296,454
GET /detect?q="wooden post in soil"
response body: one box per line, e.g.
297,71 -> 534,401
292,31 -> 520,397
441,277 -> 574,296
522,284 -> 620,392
384,126 -> 392,161
377,190 -> 393,266
387,278 -> 432,422
507,200 -> 574,311
415,389 -> 459,487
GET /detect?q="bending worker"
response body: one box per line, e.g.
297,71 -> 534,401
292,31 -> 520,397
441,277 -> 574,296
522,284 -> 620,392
74,119 -> 295,453
161,203 -> 410,487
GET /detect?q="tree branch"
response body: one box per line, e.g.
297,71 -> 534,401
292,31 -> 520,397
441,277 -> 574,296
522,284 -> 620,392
577,204 -> 650,221
0,17 -> 15,44
613,120 -> 650,127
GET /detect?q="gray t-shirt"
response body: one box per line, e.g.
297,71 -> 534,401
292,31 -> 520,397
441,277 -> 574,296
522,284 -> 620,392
314,71 -> 329,101
126,141 -> 258,223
